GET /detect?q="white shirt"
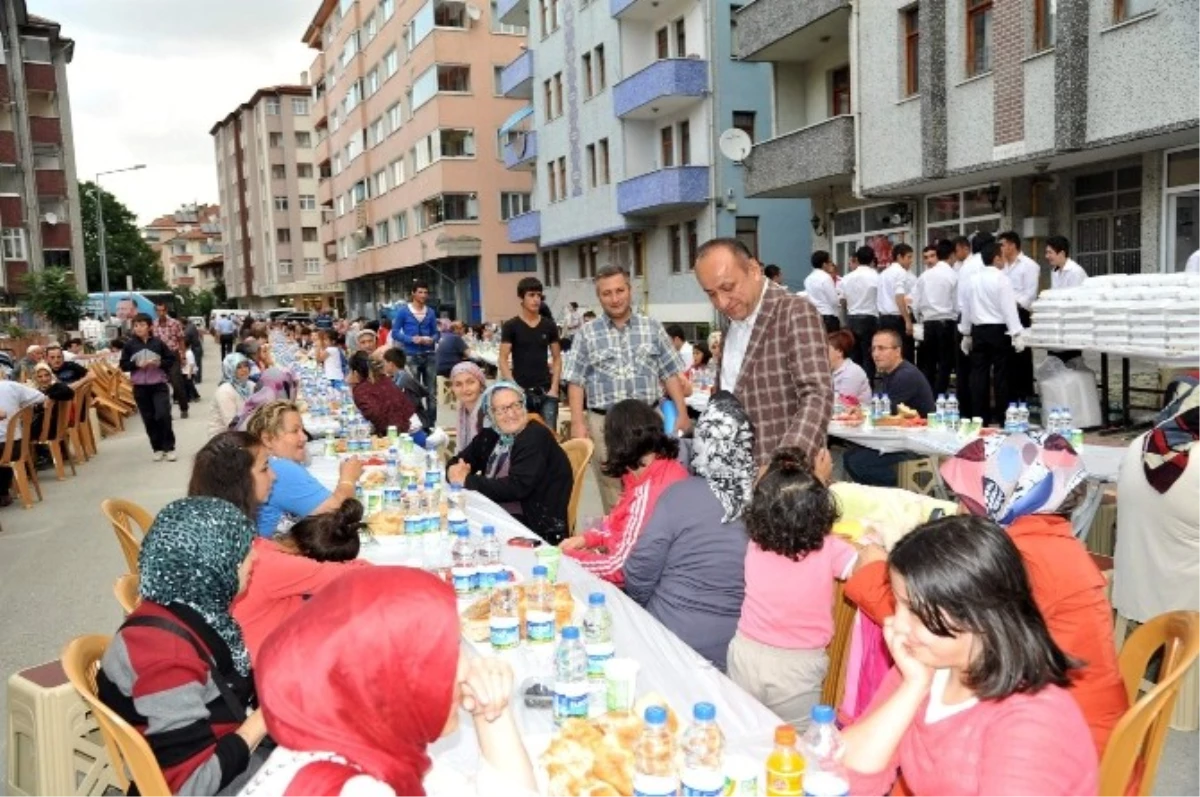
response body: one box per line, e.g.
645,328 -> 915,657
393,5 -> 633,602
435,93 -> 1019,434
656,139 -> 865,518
876,263 -> 914,316
840,265 -> 880,317
1050,258 -> 1088,290
678,341 -> 694,366
0,381 -> 46,443
960,266 -> 1024,337
1185,250 -> 1199,274
956,253 -> 984,321
803,268 -> 841,317
323,346 -> 344,381
720,278 -> 769,394
911,262 -> 959,322
832,359 -> 873,406
1003,253 -> 1041,310
182,349 -> 197,377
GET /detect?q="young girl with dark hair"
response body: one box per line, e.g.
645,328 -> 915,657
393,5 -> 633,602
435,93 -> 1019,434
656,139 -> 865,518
188,431 -> 276,521
727,446 -> 858,730
842,515 -> 1098,795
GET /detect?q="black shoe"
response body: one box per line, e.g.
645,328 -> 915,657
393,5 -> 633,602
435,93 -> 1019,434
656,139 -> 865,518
181,409 -> 189,419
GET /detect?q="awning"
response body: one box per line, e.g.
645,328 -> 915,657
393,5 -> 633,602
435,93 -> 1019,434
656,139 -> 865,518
499,105 -> 534,136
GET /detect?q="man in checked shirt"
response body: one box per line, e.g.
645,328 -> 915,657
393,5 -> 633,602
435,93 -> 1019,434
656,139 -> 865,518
565,265 -> 690,513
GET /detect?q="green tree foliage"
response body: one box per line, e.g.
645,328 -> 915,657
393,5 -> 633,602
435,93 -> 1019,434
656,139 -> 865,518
79,181 -> 166,293
174,287 -> 220,320
23,267 -> 88,329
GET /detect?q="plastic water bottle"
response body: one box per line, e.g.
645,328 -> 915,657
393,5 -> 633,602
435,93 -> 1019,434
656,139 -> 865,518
525,565 -> 556,647
402,484 -> 421,537
450,527 -> 477,598
489,571 -> 519,650
934,394 -> 947,428
476,524 -> 502,592
945,391 -> 960,432
633,706 -> 678,796
661,399 -> 679,436
800,705 -> 849,796
870,394 -> 881,420
1004,402 -> 1018,433
1017,401 -> 1030,433
583,593 -> 615,682
553,627 -> 589,725
446,489 -> 469,539
424,441 -> 442,490
680,702 -> 724,797
1060,405 -> 1073,432
880,393 -> 892,418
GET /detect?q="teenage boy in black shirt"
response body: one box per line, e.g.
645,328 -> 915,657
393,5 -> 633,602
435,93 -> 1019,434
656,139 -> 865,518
500,277 -> 562,430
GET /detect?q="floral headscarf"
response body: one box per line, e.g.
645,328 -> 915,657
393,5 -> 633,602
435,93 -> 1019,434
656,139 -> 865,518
480,381 -> 525,478
692,390 -> 756,523
221,353 -> 253,399
138,497 -> 255,675
234,366 -> 298,430
1142,382 -> 1198,494
940,431 -> 1087,525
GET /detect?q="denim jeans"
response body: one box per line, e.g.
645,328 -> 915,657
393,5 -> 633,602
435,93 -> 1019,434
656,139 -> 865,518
407,353 -> 439,427
842,445 -> 919,487
525,390 -> 559,431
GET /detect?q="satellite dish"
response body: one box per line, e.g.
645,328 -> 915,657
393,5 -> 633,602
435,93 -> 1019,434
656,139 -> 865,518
42,212 -> 58,225
718,128 -> 752,163
466,4 -> 482,20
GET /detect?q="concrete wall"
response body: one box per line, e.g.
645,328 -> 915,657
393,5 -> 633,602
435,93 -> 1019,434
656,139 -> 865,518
857,0 -> 922,191
1023,51 -> 1056,155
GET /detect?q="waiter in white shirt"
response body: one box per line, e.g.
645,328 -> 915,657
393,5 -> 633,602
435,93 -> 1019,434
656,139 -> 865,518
1044,235 -> 1089,365
912,240 -> 959,397
998,231 -> 1040,402
954,231 -> 994,419
951,235 -> 972,273
877,243 -> 917,363
840,246 -> 881,381
803,251 -> 842,333
960,239 -> 1027,425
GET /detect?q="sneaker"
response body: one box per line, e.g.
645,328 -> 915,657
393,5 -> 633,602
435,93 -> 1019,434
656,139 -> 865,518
152,451 -> 165,462
166,451 -> 178,462
180,409 -> 189,419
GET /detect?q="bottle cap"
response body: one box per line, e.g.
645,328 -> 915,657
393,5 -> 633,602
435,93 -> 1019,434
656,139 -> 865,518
811,704 -> 835,724
455,527 -> 469,537
773,724 -> 796,746
644,706 -> 667,725
494,570 -> 509,583
588,593 -> 606,606
532,565 -> 547,577
561,626 -> 580,640
482,525 -> 496,535
693,702 -> 715,721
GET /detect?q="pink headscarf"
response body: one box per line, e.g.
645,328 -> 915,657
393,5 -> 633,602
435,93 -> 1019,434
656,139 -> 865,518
450,361 -> 487,452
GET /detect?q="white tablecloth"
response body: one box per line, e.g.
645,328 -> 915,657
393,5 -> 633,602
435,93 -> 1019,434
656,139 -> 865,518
301,413 -> 341,437
1028,341 -> 1200,368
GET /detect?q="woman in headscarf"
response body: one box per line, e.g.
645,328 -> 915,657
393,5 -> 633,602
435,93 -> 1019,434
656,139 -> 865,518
346,350 -> 418,436
623,391 -> 752,671
449,361 -> 487,453
446,381 -> 573,544
239,568 -> 536,795
96,497 -> 268,795
234,367 -> 298,431
209,353 -> 254,435
845,431 -> 1127,758
1113,382 -> 1199,643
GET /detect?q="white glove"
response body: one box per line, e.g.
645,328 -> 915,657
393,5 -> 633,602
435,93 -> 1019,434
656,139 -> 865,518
912,323 -> 925,342
960,336 -> 972,356
1011,329 -> 1030,353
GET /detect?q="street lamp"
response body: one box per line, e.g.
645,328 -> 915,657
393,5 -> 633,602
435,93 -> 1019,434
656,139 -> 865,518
95,164 -> 146,319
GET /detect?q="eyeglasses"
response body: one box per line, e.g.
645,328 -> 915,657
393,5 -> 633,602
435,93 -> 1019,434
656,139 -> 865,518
871,345 -> 900,351
493,401 -> 525,416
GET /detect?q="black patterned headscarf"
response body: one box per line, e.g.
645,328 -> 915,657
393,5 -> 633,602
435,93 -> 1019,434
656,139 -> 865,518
138,497 -> 255,675
692,390 -> 756,523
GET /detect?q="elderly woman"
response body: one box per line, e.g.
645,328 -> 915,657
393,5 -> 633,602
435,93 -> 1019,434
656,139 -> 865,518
347,351 -> 418,436
707,330 -> 722,367
828,329 -> 872,407
29,363 -> 74,445
450,361 -> 487,453
209,353 -> 254,435
95,497 -> 268,795
447,381 -> 573,544
623,391 -> 751,671
845,432 -> 1128,757
234,367 -> 298,431
1113,382 -> 1199,637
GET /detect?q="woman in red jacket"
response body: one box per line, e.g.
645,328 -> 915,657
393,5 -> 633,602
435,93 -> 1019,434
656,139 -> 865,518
347,350 -> 418,435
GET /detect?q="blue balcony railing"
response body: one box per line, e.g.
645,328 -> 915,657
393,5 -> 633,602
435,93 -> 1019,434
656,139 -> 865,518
503,130 -> 537,170
507,210 -> 541,242
500,49 -> 534,99
612,58 -> 708,119
616,166 -> 709,216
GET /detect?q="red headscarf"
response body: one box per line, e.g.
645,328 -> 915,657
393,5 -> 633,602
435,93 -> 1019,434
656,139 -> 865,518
256,568 -> 460,796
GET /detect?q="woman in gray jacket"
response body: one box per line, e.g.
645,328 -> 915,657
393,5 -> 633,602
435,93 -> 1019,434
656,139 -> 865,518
623,391 -> 753,671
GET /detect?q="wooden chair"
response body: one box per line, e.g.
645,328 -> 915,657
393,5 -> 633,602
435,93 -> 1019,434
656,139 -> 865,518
69,381 -> 99,459
101,498 -> 154,574
1100,611 -> 1200,796
0,406 -> 42,509
821,581 -> 859,708
114,574 -> 140,614
61,635 -> 171,796
560,438 -> 595,536
32,398 -> 76,480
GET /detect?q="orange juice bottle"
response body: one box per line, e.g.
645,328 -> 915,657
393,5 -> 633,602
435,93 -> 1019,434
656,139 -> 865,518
765,724 -> 805,796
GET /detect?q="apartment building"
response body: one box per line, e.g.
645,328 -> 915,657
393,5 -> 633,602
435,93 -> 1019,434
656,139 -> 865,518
496,0 -> 810,323
210,85 -> 346,311
736,0 -> 1199,276
142,203 -> 225,291
0,2 -> 85,293
303,0 -> 536,323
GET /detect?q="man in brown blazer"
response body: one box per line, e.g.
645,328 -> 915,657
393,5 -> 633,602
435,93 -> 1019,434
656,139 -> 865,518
695,238 -> 832,467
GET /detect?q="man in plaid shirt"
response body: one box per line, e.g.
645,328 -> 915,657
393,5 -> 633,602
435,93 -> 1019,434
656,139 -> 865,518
565,265 -> 689,512
695,238 -> 831,468
152,301 -> 190,419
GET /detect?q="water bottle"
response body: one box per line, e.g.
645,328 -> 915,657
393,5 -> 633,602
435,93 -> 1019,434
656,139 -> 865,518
323,430 -> 337,458
880,393 -> 891,418
1017,401 -> 1030,432
946,391 -> 960,432
424,441 -> 442,490
476,525 -> 502,592
934,394 -> 947,428
446,488 -> 469,537
661,399 -> 679,436
402,484 -> 421,537
583,593 -> 615,682
489,570 -> 520,651
1004,402 -> 1018,433
870,394 -> 881,420
800,705 -> 849,797
525,565 -> 556,647
634,705 -> 679,796
1060,405 -> 1073,432
450,527 -> 477,598
553,626 -> 590,725
680,702 -> 724,797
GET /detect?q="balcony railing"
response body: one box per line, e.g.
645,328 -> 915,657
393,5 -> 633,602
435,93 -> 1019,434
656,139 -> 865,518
613,58 -> 708,120
29,116 -> 62,146
41,221 -> 71,249
742,115 -> 855,198
497,0 -> 531,28
616,166 -> 708,216
24,63 -> 56,94
0,131 -> 15,165
35,169 -> 66,197
503,131 -> 537,170
735,0 -> 849,61
506,210 -> 541,243
500,50 -> 534,100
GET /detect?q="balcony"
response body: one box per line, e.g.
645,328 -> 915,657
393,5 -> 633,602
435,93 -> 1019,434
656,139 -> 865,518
616,166 -> 708,216
0,197 -> 22,227
742,115 -> 855,198
0,131 -> 15,165
506,210 -> 541,243
500,50 -> 534,100
41,221 -> 71,249
317,177 -> 333,206
735,0 -> 849,61
35,169 -> 66,196
29,116 -> 62,146
613,59 -> 708,120
24,63 -> 56,94
503,131 -> 537,170
0,66 -> 8,103
497,0 -> 530,28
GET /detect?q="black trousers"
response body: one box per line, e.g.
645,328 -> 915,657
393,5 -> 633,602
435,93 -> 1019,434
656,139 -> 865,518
879,314 -> 915,363
133,383 -> 176,453
821,315 -> 841,334
1009,307 -> 1034,402
219,334 -> 234,359
918,320 -> 957,398
846,315 -> 878,382
0,438 -> 22,495
956,329 -> 974,418
970,324 -> 1013,426
168,362 -> 189,412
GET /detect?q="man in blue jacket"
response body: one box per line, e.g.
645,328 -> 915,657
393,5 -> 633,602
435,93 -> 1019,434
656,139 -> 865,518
389,279 -> 441,425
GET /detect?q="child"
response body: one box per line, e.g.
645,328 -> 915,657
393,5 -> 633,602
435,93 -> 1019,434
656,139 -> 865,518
727,446 -> 858,730
315,328 -> 346,388
179,340 -> 201,402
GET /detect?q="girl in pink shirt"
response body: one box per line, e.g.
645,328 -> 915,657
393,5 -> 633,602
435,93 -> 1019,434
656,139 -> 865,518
727,447 -> 858,730
841,515 -> 1098,796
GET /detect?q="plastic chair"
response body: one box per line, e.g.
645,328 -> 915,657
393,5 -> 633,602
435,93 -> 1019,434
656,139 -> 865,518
69,382 -> 98,460
1100,611 -> 1200,796
32,398 -> 76,480
100,499 -> 154,575
0,407 -> 42,509
113,574 -> 139,614
822,580 -> 859,709
61,635 -> 170,797
560,438 -> 594,536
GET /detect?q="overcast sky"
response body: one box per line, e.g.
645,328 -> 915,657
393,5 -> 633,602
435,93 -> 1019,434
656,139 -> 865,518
37,0 -> 316,224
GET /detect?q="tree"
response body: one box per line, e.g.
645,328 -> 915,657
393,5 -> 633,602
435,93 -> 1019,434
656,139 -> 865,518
79,181 -> 167,294
23,267 -> 87,330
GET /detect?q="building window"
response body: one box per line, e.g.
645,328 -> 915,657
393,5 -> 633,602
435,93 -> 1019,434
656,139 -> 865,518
391,158 -> 406,186
686,220 -> 699,269
384,48 -> 399,78
272,165 -> 286,180
499,254 -> 538,273
598,138 -> 610,185
1114,0 -> 1155,23
730,4 -> 741,56
305,257 -> 322,274
375,221 -> 390,245
556,157 -> 567,202
1074,166 -> 1143,276
279,259 -> 293,275
266,98 -> 281,115
500,191 -> 532,220
1,228 -> 27,261
1164,147 -> 1199,272
441,128 -> 476,157
302,227 -> 319,242
735,216 -> 759,258
393,211 -> 409,239
299,194 -> 317,210
273,196 -> 289,211
587,144 -> 597,187
660,126 -> 674,168
374,168 -> 388,195
595,45 -> 606,91
297,163 -> 314,178
656,26 -> 670,59
268,132 -> 283,148
543,79 -> 554,121
437,64 -> 471,92
277,228 -> 292,243
1034,0 -> 1055,50
553,73 -> 564,118
577,244 -> 596,279
582,53 -> 593,98
831,66 -> 851,115
292,97 -> 309,115
543,249 -> 561,286
678,121 -> 691,166
547,163 -> 558,202
904,5 -> 919,96
732,111 -> 755,143
296,131 -> 312,148
494,65 -> 505,96
668,224 -> 683,273
674,17 -> 687,56
925,188 -> 999,249
967,0 -> 993,77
